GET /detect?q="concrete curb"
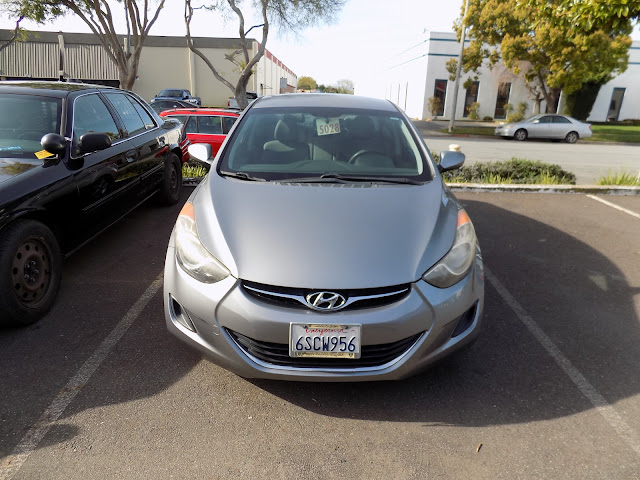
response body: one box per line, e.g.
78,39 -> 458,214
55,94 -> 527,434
183,178 -> 203,187
183,178 -> 640,195
447,184 -> 640,195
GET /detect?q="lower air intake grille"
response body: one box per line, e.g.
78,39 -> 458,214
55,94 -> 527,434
227,329 -> 423,368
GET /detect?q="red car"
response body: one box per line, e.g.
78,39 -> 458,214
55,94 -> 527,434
160,108 -> 240,159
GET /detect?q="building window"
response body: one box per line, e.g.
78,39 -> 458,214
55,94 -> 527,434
463,81 -> 479,117
494,82 -> 511,119
433,80 -> 447,116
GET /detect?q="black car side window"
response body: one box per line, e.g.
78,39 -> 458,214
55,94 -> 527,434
128,96 -> 156,130
104,92 -> 147,137
73,94 -> 121,142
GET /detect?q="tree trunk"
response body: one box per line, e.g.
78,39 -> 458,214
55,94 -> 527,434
533,100 -> 541,114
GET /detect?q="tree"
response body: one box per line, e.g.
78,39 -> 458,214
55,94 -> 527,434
0,15 -> 24,53
1,0 -> 165,90
452,0 -> 632,113
562,0 -> 640,32
185,0 -> 345,109
335,78 -> 353,94
297,75 -> 317,91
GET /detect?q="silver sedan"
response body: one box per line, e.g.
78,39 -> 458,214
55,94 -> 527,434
494,114 -> 592,143
163,94 -> 484,381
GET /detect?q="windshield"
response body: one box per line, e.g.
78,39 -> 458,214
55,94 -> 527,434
158,89 -> 183,98
218,107 -> 431,182
0,94 -> 62,159
523,115 -> 543,123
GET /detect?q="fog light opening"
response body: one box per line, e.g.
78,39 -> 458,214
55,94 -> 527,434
171,296 -> 196,332
451,302 -> 477,338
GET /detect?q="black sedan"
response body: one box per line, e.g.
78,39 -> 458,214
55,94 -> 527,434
0,81 -> 185,327
149,98 -> 196,115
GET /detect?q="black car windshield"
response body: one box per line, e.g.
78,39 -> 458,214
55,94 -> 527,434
0,94 -> 62,159
218,107 -> 432,182
158,89 -> 183,98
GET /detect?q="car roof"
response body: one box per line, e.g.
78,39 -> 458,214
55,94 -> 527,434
251,93 -> 397,112
0,80 -> 118,98
160,108 -> 240,116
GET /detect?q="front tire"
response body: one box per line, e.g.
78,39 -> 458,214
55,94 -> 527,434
514,129 -> 528,141
158,152 -> 182,205
0,220 -> 62,327
565,131 -> 579,143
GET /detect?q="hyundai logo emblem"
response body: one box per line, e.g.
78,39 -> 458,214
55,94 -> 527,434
305,291 -> 347,311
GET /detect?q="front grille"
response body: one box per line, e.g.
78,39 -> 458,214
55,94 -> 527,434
227,329 -> 423,368
242,281 -> 411,312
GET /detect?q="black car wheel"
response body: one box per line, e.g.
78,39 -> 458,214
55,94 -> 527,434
565,131 -> 579,143
158,152 -> 182,205
514,129 -> 528,141
0,220 -> 62,327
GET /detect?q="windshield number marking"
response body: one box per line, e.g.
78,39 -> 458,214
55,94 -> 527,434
316,118 -> 341,136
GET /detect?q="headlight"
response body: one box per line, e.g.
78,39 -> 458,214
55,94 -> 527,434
174,202 -> 230,283
423,209 -> 477,288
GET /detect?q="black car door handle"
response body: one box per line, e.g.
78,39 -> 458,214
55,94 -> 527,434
125,150 -> 137,163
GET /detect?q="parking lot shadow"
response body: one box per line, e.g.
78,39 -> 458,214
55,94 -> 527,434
251,198 -> 640,428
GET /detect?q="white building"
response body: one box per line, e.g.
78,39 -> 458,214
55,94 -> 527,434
0,29 -> 297,107
380,31 -> 640,122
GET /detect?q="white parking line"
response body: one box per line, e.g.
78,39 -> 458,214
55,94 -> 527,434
587,194 -> 640,219
485,267 -> 640,457
0,274 -> 164,480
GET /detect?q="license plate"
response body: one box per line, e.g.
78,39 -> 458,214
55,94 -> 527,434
289,324 -> 361,359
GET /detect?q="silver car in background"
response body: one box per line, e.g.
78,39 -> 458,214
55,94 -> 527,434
494,114 -> 592,143
164,94 -> 484,381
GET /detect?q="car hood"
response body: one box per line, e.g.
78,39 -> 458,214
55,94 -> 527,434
192,174 -> 460,289
0,158 -> 40,186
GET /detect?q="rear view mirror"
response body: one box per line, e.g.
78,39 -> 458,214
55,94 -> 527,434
79,132 -> 112,154
40,133 -> 67,155
438,150 -> 465,172
188,143 -> 213,164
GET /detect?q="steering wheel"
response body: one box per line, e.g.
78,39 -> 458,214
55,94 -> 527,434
348,149 -> 378,164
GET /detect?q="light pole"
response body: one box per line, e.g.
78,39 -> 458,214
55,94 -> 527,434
448,0 -> 471,133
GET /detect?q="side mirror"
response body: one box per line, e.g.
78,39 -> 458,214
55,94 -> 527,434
188,143 -> 213,164
40,133 -> 67,155
79,132 -> 112,154
438,150 -> 465,173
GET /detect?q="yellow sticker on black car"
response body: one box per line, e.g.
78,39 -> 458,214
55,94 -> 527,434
35,150 -> 54,159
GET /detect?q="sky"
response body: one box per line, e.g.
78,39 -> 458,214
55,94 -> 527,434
0,0 -> 463,87
0,0 -> 639,90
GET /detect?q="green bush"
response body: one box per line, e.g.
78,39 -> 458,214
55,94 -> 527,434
428,96 -> 443,118
483,116 -> 493,122
598,172 -> 640,186
183,161 -> 209,178
506,102 -> 528,123
442,158 -> 576,185
468,102 -> 480,120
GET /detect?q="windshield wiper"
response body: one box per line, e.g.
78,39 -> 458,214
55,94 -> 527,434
277,174 -> 422,185
219,170 -> 266,182
319,173 -> 423,185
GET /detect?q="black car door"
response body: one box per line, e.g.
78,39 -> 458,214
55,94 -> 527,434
103,92 -> 166,197
69,92 -> 141,225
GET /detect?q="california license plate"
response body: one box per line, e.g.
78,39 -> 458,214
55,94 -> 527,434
289,324 -> 361,359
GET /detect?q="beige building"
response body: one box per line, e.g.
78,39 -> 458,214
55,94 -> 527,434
0,29 -> 297,107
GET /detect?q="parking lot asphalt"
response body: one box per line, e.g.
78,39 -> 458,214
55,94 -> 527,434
1,189 -> 640,479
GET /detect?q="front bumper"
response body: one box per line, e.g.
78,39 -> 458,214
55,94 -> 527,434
163,246 -> 485,381
494,126 -> 513,137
